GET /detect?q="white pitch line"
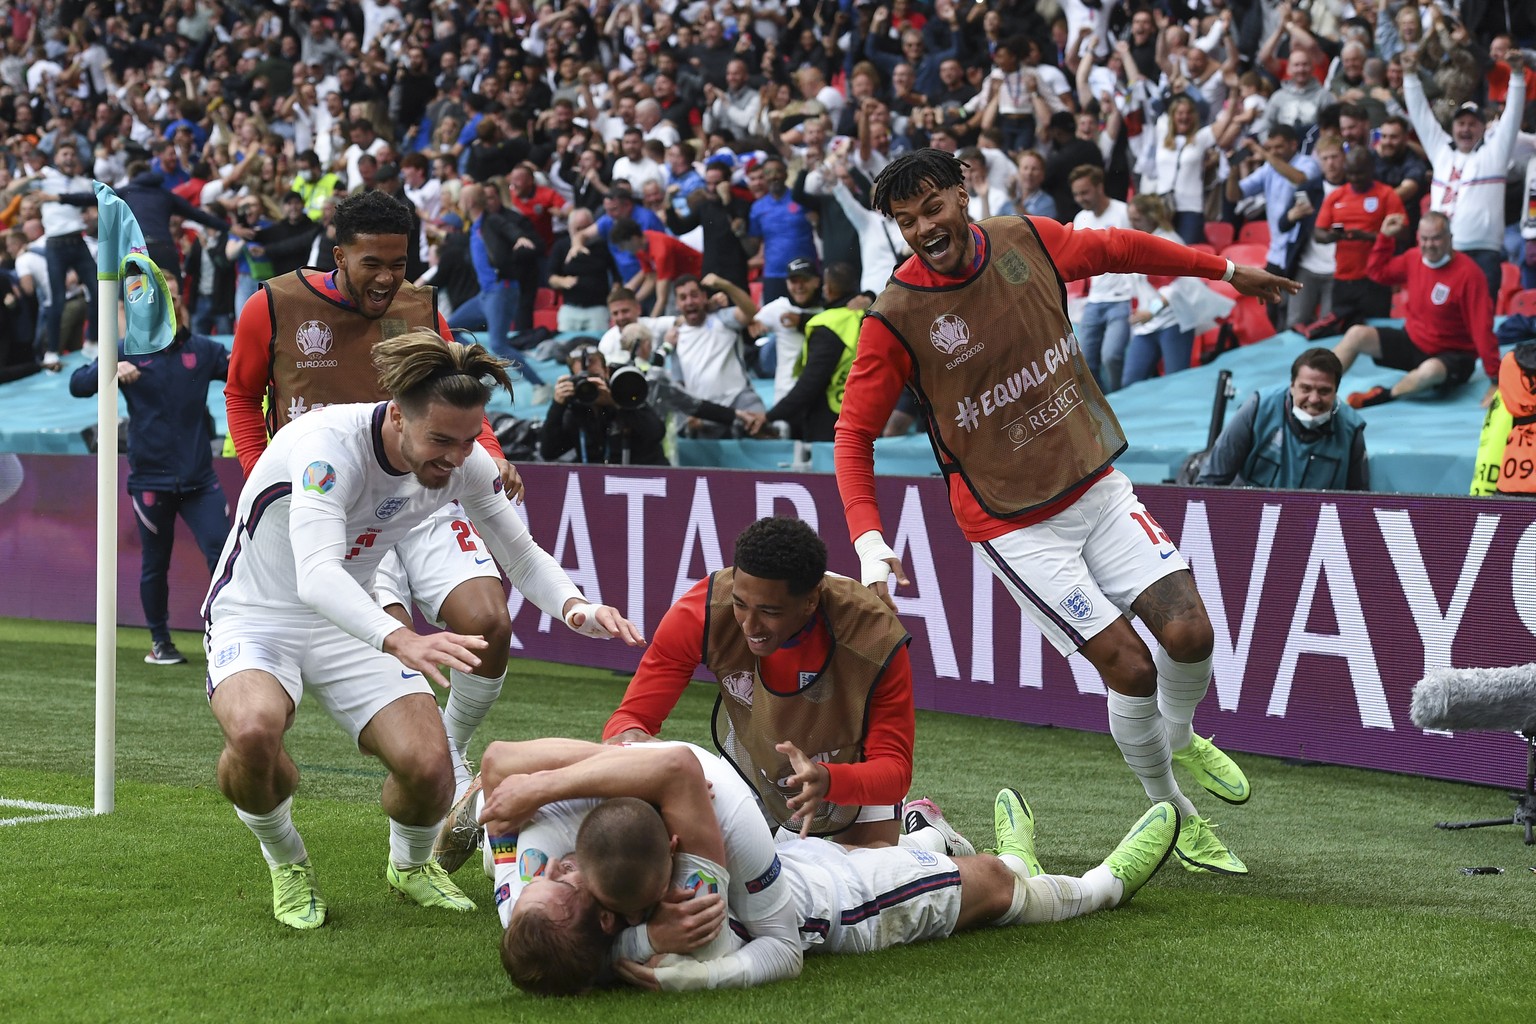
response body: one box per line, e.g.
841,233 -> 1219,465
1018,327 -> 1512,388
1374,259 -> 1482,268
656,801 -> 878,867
0,797 -> 93,827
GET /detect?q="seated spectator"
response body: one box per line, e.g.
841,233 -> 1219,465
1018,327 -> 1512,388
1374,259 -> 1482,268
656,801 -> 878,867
762,263 -> 866,442
661,274 -> 765,438
608,217 -> 704,316
1198,348 -> 1369,491
541,344 -> 668,466
546,209 -> 620,335
1335,211 -> 1499,408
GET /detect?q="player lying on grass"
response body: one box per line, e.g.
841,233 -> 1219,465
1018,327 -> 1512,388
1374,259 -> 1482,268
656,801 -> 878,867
457,738 -> 1181,994
201,333 -> 642,930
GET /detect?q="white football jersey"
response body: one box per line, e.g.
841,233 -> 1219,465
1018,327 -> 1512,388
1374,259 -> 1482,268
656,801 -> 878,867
203,401 -> 522,649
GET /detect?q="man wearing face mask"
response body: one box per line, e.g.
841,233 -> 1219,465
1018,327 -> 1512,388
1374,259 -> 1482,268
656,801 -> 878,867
1333,211 -> 1500,409
1197,348 -> 1369,491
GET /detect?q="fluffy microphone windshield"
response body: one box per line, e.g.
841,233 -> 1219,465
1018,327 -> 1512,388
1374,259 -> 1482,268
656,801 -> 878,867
1410,665 -> 1536,733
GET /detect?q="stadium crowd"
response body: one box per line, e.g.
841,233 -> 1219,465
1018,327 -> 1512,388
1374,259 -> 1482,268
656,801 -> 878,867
0,0 -> 1534,440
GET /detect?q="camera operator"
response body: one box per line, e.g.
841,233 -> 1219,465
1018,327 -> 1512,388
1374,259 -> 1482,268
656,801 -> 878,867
540,344 -> 669,465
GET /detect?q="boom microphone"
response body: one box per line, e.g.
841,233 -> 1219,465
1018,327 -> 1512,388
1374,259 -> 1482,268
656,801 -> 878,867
1410,665 -> 1536,733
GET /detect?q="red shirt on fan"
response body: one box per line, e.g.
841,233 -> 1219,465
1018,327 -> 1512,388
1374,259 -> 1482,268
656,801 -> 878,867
1317,182 -> 1405,280
508,185 -> 565,249
601,575 -> 915,809
836,216 -> 1229,545
636,229 -> 704,282
225,269 -> 502,475
1366,233 -> 1499,379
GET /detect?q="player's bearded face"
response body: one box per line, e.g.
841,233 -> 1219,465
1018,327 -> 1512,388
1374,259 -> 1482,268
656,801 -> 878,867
731,570 -> 820,657
335,232 -> 409,319
891,183 -> 972,278
394,400 -> 483,489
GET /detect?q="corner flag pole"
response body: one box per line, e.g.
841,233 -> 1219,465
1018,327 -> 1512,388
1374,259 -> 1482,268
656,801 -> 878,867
95,260 -> 119,816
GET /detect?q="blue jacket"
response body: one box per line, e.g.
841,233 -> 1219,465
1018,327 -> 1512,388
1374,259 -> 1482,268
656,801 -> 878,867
69,334 -> 230,492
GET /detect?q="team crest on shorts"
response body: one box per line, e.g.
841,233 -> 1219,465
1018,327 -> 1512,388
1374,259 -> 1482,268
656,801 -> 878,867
996,247 -> 1031,284
1060,587 -> 1094,620
375,496 -> 409,520
214,643 -> 241,668
1431,282 -> 1451,305
296,320 -> 332,357
302,462 -> 337,494
929,313 -> 971,355
908,849 -> 939,866
722,670 -> 754,706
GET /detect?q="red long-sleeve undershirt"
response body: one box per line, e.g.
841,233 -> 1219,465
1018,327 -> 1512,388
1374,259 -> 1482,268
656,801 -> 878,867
225,271 -> 503,475
835,216 -> 1229,544
602,577 -> 915,808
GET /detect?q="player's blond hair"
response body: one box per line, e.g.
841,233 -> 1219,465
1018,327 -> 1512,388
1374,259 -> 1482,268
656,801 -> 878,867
372,331 -> 513,415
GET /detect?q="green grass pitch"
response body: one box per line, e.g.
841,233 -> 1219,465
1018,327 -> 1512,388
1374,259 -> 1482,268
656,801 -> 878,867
1,616 -> 1533,1023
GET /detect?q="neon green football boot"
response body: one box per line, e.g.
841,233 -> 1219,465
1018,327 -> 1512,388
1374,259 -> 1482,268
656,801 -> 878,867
1171,734 -> 1251,804
388,859 -> 477,911
1174,814 -> 1249,875
1102,802 -> 1180,906
270,860 -> 327,930
993,788 -> 1044,878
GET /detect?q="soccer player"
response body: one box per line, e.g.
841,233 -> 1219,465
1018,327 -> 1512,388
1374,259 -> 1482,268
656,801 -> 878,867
203,334 -> 642,929
600,516 -> 971,855
835,150 -> 1300,875
475,738 -> 1180,995
225,190 -> 523,800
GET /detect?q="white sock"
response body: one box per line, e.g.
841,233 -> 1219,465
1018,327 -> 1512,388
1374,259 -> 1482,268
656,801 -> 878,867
442,667 -> 504,752
995,871 -> 1110,926
235,796 -> 307,868
899,827 -> 948,854
389,819 -> 440,870
1108,690 -> 1195,818
1155,647 -> 1213,753
997,852 -> 1033,878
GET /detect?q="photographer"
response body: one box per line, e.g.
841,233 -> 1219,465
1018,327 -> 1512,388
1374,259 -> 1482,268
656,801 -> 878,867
540,344 -> 669,466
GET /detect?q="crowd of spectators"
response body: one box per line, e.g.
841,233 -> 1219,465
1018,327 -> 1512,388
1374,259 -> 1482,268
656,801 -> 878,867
1,0 -> 1534,457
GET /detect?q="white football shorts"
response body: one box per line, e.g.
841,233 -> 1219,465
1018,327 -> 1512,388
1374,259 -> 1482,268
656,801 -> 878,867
777,839 -> 962,954
974,470 -> 1188,656
204,614 -> 433,746
374,500 -> 503,624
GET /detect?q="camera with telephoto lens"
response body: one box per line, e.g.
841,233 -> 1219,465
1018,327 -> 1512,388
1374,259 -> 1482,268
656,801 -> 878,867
607,363 -> 649,409
570,371 -> 603,405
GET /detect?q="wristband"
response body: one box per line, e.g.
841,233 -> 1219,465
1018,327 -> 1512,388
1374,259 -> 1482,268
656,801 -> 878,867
853,530 -> 899,588
564,601 -> 611,638
1222,258 -> 1236,283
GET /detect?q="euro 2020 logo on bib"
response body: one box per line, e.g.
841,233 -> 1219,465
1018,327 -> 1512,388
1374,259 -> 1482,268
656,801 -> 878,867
722,670 -> 754,706
296,320 -> 333,357
929,313 -> 970,355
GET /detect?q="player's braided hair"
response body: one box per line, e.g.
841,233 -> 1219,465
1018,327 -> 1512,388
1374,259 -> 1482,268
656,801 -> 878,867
871,148 -> 966,217
734,517 -> 827,596
373,331 -> 513,415
576,798 -> 672,917
333,188 -> 412,245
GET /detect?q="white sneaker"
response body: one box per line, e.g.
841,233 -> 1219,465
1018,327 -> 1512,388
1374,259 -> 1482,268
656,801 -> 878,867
902,797 -> 976,857
80,341 -> 99,360
41,352 -> 61,372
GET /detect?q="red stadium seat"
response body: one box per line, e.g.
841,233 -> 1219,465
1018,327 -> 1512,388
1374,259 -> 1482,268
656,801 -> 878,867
1220,243 -> 1270,269
533,309 -> 559,332
1203,222 -> 1234,251
1191,280 -> 1276,363
1497,263 -> 1521,315
1190,243 -> 1217,256
1237,220 -> 1270,246
1509,289 -> 1536,317
534,288 -> 560,310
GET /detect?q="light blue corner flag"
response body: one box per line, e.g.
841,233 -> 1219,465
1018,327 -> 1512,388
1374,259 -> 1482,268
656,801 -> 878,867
94,181 -> 177,355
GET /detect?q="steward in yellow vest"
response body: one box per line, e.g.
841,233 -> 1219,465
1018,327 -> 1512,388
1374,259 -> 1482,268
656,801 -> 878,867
763,262 -> 865,441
